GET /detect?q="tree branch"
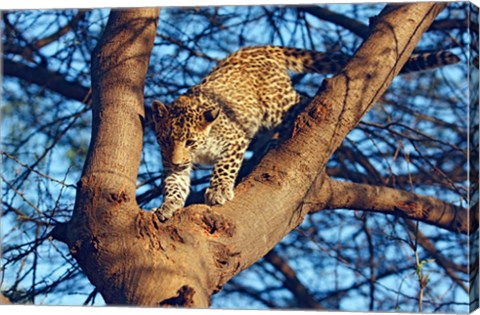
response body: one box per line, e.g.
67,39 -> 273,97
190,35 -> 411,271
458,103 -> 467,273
307,176 -> 469,234
264,250 -> 323,309
404,220 -> 468,291
205,2 -> 451,282
301,6 -> 370,38
3,58 -> 90,103
429,18 -> 468,32
4,11 -> 87,66
51,9 -> 164,306
0,293 -> 11,304
301,5 -> 466,41
33,11 -> 88,49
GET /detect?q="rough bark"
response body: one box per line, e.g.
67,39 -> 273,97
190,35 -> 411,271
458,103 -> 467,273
50,3 -> 461,307
0,293 -> 11,304
51,9 -> 171,305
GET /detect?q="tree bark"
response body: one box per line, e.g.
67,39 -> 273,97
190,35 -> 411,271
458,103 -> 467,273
51,9 -> 170,305
51,3 -> 460,307
307,175 -> 469,234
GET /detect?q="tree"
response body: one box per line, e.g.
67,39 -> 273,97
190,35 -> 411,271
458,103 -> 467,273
1,2 -> 477,311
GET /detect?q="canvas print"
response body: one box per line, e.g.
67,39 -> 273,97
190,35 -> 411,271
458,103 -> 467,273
1,1 -> 479,313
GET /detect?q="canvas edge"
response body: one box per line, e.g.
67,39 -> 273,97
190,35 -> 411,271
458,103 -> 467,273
469,1 -> 480,313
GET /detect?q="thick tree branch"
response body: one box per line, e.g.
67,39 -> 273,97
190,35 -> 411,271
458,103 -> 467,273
307,176 -> 469,234
51,9 -> 163,305
203,2 -> 451,283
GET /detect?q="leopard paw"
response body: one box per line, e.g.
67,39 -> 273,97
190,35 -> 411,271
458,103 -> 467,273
205,184 -> 234,206
151,200 -> 182,221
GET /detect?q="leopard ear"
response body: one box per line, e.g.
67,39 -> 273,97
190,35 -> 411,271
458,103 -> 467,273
151,100 -> 168,121
203,107 -> 220,123
177,95 -> 191,105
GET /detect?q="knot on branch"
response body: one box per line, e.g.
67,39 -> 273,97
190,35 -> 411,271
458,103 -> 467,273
107,190 -> 129,205
394,201 -> 431,219
134,211 -> 165,251
209,242 -> 241,293
49,221 -> 70,244
159,285 -> 195,307
164,225 -> 186,243
193,208 -> 236,237
253,168 -> 286,187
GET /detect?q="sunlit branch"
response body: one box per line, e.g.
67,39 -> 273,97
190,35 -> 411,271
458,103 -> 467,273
307,176 -> 469,234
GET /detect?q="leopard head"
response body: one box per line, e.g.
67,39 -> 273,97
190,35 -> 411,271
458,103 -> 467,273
152,96 -> 220,167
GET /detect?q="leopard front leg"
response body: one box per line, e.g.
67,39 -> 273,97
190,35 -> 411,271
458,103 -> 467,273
152,165 -> 191,221
205,142 -> 247,206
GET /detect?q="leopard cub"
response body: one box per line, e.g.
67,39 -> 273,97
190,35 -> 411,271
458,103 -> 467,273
151,45 -> 459,220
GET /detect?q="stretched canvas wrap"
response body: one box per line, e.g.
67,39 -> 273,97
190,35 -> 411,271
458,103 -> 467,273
1,1 -> 479,313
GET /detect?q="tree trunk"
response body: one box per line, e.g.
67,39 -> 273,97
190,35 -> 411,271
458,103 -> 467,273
51,3 -> 450,307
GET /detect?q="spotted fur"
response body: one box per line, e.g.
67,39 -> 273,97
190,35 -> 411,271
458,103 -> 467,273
151,45 -> 459,220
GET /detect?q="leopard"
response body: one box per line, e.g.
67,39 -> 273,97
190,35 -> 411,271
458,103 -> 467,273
151,45 -> 459,221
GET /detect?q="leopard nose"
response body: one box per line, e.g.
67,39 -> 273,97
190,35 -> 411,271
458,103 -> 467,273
171,154 -> 191,166
171,142 -> 191,165
171,158 -> 190,166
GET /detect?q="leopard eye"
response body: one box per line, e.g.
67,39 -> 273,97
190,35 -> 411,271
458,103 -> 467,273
185,140 -> 196,147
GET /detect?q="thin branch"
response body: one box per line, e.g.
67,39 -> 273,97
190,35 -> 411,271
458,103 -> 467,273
33,11 -> 88,49
301,6 -> 466,41
429,18 -> 468,32
300,6 -> 370,39
264,250 -> 323,309
156,33 -> 219,62
3,58 -> 90,103
404,220 -> 468,292
2,152 -> 77,189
